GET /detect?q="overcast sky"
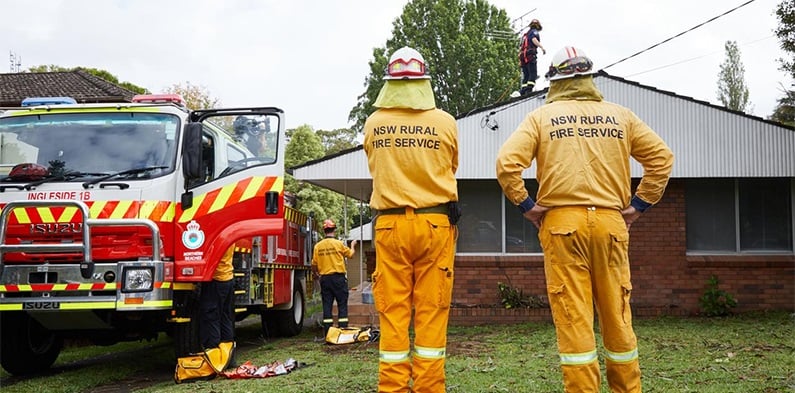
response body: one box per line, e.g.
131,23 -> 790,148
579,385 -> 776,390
1,0 -> 789,130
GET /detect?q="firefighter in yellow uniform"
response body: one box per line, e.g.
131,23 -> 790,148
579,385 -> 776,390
199,244 -> 236,370
363,46 -> 460,393
312,219 -> 357,337
496,46 -> 674,393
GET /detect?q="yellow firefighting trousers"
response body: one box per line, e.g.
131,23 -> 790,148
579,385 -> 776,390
372,210 -> 456,393
539,206 -> 641,393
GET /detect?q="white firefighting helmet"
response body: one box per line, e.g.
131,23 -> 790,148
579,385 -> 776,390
384,46 -> 431,80
545,46 -> 595,81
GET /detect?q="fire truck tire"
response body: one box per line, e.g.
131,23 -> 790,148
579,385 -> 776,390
276,284 -> 305,337
260,284 -> 305,337
0,312 -> 63,375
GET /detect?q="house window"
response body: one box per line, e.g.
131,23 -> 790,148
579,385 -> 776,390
686,178 -> 793,253
458,181 -> 502,253
457,180 -> 542,254
504,180 -> 542,253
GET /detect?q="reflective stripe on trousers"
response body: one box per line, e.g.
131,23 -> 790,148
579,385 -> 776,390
372,211 -> 456,393
539,206 -> 641,393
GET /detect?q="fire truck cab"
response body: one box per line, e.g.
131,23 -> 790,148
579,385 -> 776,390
0,95 -> 316,375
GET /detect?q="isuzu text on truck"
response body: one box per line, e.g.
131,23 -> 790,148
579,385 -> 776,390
0,95 -> 316,375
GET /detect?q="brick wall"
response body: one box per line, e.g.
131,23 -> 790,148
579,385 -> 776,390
364,180 -> 795,326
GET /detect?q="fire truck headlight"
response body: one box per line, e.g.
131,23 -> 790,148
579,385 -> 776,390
122,267 -> 154,292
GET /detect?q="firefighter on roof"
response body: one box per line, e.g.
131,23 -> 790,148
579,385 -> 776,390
312,219 -> 357,337
363,46 -> 460,393
518,19 -> 546,96
496,46 -> 674,392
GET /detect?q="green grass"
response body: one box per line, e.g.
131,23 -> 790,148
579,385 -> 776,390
1,311 -> 793,392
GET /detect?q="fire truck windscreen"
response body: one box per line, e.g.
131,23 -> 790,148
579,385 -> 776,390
0,112 -> 179,179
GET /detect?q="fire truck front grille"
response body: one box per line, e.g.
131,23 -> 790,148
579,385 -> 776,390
28,271 -> 58,283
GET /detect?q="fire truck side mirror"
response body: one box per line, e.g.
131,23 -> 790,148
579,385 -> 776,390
182,123 -> 203,183
181,191 -> 194,210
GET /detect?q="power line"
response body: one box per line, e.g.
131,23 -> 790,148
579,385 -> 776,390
624,35 -> 774,78
602,0 -> 757,70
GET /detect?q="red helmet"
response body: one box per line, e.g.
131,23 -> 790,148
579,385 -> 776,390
322,219 -> 336,230
8,163 -> 49,181
384,46 -> 431,80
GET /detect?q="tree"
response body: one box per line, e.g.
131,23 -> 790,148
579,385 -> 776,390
348,0 -> 518,131
774,0 -> 795,80
284,125 -> 355,234
771,87 -> 794,126
163,82 -> 219,110
771,0 -> 794,125
27,65 -> 69,72
315,128 -> 359,155
716,40 -> 751,112
26,65 -> 148,94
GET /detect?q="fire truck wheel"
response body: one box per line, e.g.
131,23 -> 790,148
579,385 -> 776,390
276,284 -> 305,337
0,312 -> 63,375
260,284 -> 305,337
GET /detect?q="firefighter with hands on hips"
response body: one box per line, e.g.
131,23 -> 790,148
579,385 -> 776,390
311,219 -> 357,337
363,46 -> 460,393
496,46 -> 674,393
519,18 -> 546,96
198,244 -> 236,371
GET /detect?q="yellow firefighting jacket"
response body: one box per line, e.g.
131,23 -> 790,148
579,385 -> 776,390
212,245 -> 235,282
496,76 -> 673,211
312,237 -> 354,275
363,107 -> 459,210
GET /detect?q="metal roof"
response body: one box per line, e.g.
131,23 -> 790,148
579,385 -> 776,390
291,72 -> 795,200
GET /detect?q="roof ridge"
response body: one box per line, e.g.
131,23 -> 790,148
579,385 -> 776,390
73,69 -> 137,97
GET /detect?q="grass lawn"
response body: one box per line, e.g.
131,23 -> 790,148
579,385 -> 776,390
1,311 -> 793,392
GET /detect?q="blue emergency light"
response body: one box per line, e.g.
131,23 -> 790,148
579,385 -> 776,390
21,96 -> 77,106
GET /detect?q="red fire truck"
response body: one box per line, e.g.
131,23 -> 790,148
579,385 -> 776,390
0,95 -> 316,375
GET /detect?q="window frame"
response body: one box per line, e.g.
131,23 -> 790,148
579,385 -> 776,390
455,179 -> 543,256
685,177 -> 794,255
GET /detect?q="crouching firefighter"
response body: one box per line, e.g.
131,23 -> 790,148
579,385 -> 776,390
363,45 -> 461,393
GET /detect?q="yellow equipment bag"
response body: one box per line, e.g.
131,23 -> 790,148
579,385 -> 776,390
325,326 -> 373,345
174,341 -> 236,383
205,341 -> 236,373
174,353 -> 216,384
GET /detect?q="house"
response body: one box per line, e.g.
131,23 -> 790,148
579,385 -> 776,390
345,220 -> 373,289
292,71 -> 794,325
0,70 -> 137,106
